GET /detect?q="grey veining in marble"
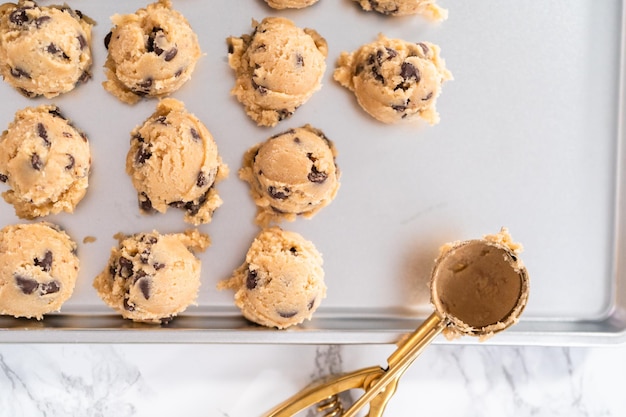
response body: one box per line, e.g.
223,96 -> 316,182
0,344 -> 625,417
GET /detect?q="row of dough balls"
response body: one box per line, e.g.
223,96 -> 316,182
0,0 -> 452,127
0,221 -> 326,329
0,99 -> 340,226
266,0 -> 447,21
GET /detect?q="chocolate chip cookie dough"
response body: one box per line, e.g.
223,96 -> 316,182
0,0 -> 93,98
103,0 -> 201,104
0,104 -> 91,219
126,98 -> 228,225
218,227 -> 326,329
264,0 -> 320,9
227,17 -> 327,127
93,229 -> 210,324
353,0 -> 448,20
334,34 -> 452,125
239,125 -> 340,226
0,222 -> 79,319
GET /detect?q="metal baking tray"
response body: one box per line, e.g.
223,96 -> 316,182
0,0 -> 625,345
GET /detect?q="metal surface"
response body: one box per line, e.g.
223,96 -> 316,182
0,0 -> 625,345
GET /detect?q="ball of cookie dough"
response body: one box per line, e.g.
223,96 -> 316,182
126,98 -> 228,225
227,17 -> 328,127
0,0 -> 93,98
218,227 -> 326,329
0,222 -> 79,319
334,34 -> 452,125
239,124 -> 340,226
0,104 -> 91,219
103,0 -> 201,104
353,0 -> 448,20
264,0 -> 320,9
93,229 -> 210,324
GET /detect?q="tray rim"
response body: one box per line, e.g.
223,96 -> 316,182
0,0 -> 626,346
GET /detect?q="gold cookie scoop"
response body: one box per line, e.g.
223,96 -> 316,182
265,228 -> 529,417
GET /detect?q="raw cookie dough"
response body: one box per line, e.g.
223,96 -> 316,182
103,0 -> 201,104
353,0 -> 448,20
126,98 -> 228,225
0,0 -> 93,98
93,229 -> 209,324
0,222 -> 79,319
218,227 -> 326,329
239,124 -> 340,226
264,0 -> 320,9
334,34 -> 452,125
227,17 -> 327,127
431,227 -> 529,341
0,104 -> 91,219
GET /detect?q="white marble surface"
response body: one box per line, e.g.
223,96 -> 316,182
0,342 -> 625,417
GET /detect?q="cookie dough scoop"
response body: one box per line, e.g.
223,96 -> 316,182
265,227 -> 529,417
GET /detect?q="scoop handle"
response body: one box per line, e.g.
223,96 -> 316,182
342,312 -> 447,417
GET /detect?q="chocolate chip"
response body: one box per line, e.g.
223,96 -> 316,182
0,173 -> 7,182
164,47 -> 177,62
277,310 -> 298,318
31,153 -> 43,170
417,42 -> 429,56
37,123 -> 50,147
268,186 -> 290,200
295,53 -> 304,67
118,257 -> 134,279
293,137 -> 301,144
139,192 -> 153,212
174,68 -> 183,77
251,79 -> 267,95
386,47 -> 398,59
9,9 -> 29,26
10,67 -> 30,79
308,166 -> 328,183
18,88 -> 36,98
48,107 -> 65,119
277,109 -> 293,121
392,103 -> 407,112
137,278 -> 151,299
47,43 -> 69,60
132,133 -> 145,143
289,247 -> 298,255
137,78 -> 153,89
227,41 -> 234,54
104,31 -> 112,49
153,262 -> 165,271
400,62 -> 420,82
14,275 -> 38,295
40,281 -> 60,295
371,66 -> 384,83
190,128 -> 201,142
123,297 -> 135,311
34,15 -> 50,28
307,298 -> 316,310
154,115 -> 168,125
65,154 -> 75,170
246,269 -> 258,290
146,28 -> 162,53
135,145 -> 152,165
139,249 -> 150,264
77,34 -> 87,50
77,71 -> 90,84
196,172 -> 207,188
34,250 -> 53,272
422,92 -> 433,101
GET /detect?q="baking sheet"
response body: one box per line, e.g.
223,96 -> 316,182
0,0 -> 625,345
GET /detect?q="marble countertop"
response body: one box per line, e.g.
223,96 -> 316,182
1,342 -> 624,417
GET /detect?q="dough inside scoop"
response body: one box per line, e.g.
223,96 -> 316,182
431,240 -> 528,334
